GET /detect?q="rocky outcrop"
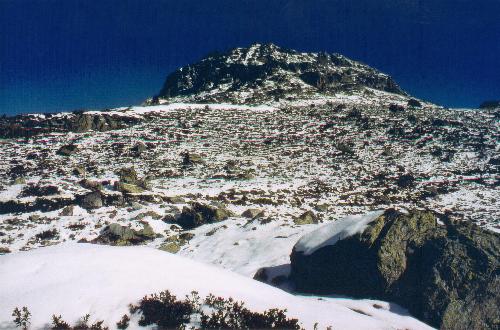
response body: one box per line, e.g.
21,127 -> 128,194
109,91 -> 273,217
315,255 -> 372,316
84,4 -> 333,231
290,209 -> 500,329
155,43 -> 406,104
241,208 -> 265,219
0,196 -> 75,214
0,112 -> 141,139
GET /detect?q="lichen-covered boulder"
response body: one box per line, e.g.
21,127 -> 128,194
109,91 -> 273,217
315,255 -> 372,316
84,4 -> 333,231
117,167 -> 140,185
115,182 -> 144,194
78,191 -> 103,209
175,202 -> 233,229
289,209 -> 500,329
92,223 -> 156,246
293,211 -> 317,225
241,208 -> 264,219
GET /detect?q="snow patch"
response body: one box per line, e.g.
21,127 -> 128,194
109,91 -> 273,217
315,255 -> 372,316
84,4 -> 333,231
294,210 -> 385,256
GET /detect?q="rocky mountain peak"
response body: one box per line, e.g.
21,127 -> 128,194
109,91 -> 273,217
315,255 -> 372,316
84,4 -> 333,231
154,43 -> 407,104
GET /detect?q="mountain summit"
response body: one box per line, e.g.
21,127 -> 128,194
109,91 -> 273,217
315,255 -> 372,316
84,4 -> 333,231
153,43 -> 406,104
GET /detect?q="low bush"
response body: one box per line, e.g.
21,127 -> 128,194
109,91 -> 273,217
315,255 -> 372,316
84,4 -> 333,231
201,294 -> 301,329
130,291 -> 196,328
13,290 -> 303,330
12,307 -> 30,330
51,314 -> 108,330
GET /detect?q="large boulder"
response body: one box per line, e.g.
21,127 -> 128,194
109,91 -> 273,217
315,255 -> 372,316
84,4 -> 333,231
78,191 -> 103,209
117,167 -> 140,185
174,202 -> 233,229
293,211 -> 317,225
92,223 -> 156,246
289,209 -> 500,329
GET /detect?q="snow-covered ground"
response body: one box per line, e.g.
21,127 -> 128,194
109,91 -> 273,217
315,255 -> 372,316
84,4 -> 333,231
0,243 -> 433,330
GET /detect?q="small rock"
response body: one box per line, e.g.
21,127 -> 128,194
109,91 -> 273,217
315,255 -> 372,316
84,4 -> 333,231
13,177 -> 26,185
253,268 -> 269,282
131,142 -> 147,155
79,191 -> 103,209
314,204 -> 329,212
241,208 -> 264,219
159,241 -> 181,253
396,173 -> 416,188
57,144 -> 78,156
293,211 -> 317,225
407,98 -> 422,108
159,232 -> 193,253
115,182 -> 144,194
73,166 -> 86,176
80,179 -> 103,191
164,196 -> 186,204
60,205 -> 75,216
182,152 -> 204,166
117,167 -> 139,185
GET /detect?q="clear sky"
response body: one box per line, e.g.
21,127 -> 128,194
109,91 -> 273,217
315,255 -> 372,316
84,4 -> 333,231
1,0 -> 499,115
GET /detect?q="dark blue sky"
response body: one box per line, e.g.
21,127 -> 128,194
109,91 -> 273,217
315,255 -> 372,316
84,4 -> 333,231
1,0 -> 499,114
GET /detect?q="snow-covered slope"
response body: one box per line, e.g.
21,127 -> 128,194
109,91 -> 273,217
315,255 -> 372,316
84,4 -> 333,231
0,244 -> 433,330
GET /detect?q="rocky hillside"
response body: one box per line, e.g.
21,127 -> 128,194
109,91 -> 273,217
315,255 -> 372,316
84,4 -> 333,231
0,44 -> 498,329
152,43 -> 406,104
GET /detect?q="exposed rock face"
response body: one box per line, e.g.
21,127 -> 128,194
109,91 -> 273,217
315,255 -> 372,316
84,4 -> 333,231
20,184 -> 60,197
174,202 -> 233,229
0,112 -> 141,139
154,43 -> 406,104
0,197 -> 75,214
92,223 -> 156,246
290,209 -> 500,329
